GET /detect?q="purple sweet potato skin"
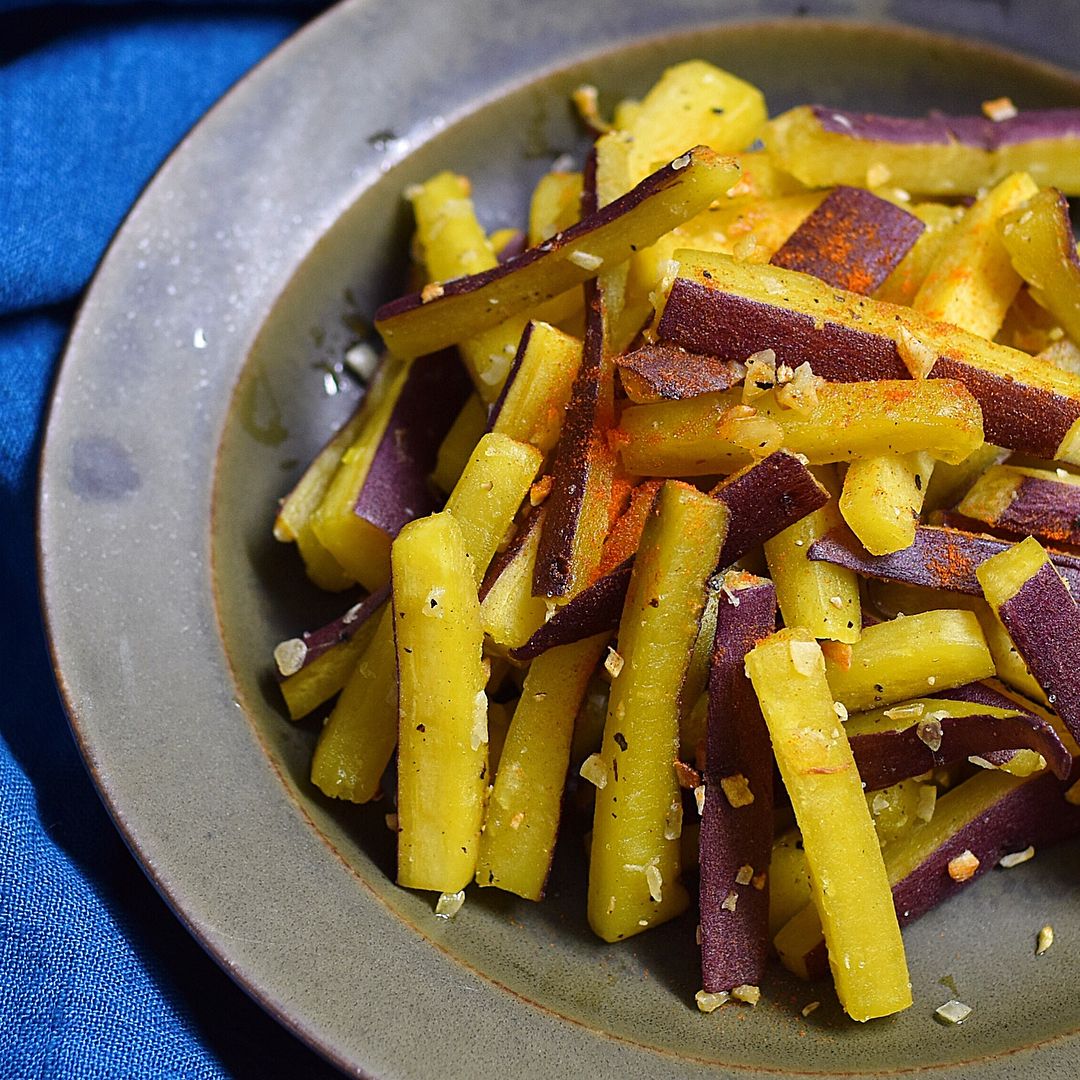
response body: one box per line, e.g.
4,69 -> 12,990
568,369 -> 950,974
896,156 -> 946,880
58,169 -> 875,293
893,771 -> 1080,927
930,357 -> 1080,461
286,583 -> 391,674
354,350 -> 471,534
478,504 -> 544,605
700,577 -> 778,994
998,561 -> 1080,742
616,342 -> 745,400
709,450 -> 829,568
658,277 -> 908,381
808,524 -> 1080,596
812,106 -> 1080,150
982,475 -> 1080,548
850,710 -> 1071,789
658,276 -> 1080,455
509,559 -> 631,662
769,186 -> 924,295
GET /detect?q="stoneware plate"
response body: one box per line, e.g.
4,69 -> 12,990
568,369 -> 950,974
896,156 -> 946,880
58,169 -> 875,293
39,1 -> 1080,1076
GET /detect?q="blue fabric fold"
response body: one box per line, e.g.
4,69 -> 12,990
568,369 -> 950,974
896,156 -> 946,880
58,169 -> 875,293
1,6 -> 344,1076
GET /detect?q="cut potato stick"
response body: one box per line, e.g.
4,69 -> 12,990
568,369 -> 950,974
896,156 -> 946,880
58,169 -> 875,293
825,609 -> 994,713
769,185 -> 924,295
623,60 -> 766,183
977,536 -> 1080,743
277,584 -> 390,720
874,202 -> 965,307
408,171 -> 529,398
838,451 -> 934,556
374,147 -> 740,360
921,442 -> 1007,516
488,321 -> 582,454
310,605 -> 398,803
656,251 -> 1080,461
616,343 -> 745,403
767,829 -> 813,940
808,523 -> 1080,597
513,450 -> 827,660
597,480 -> 663,577
394,513 -> 488,893
312,353 -> 471,590
476,634 -> 609,900
957,464 -> 1080,547
745,629 -> 911,1021
700,573 -> 777,995
777,768 -> 1080,981
588,482 -> 728,942
999,188 -> 1080,345
619,379 -> 981,478
479,508 -> 551,650
528,169 -> 584,245
432,394 -> 488,494
765,104 -> 1080,195
443,433 -> 543,589
845,696 -> 1071,789
764,464 -> 861,644
911,171 -> 1037,339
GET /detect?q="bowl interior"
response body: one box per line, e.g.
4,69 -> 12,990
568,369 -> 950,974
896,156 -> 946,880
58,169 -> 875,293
214,19 -> 1080,1075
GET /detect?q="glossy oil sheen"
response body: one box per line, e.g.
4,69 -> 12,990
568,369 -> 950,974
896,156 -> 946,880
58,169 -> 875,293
40,3 -> 1080,1077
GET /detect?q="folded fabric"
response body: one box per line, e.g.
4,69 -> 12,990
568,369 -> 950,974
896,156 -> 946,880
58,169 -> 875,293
1,7 -> 345,1077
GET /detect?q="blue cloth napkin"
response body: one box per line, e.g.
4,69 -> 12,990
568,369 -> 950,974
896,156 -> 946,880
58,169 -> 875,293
1,7 -> 347,1077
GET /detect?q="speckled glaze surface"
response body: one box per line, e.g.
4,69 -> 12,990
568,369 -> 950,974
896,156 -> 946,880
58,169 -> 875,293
39,2 -> 1080,1077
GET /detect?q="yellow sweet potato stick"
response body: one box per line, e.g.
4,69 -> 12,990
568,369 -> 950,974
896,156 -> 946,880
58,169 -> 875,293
443,433 -> 543,589
763,465 -> 861,644
432,394 -> 488,494
745,629 -> 911,1021
624,60 -> 766,182
374,147 -> 741,360
617,379 -> 982,477
489,321 -> 582,455
839,451 -> 935,556
476,634 -> 609,900
656,250 -> 1080,463
999,188 -> 1080,346
310,606 -> 397,803
394,513 -> 488,894
587,482 -> 728,941
408,172 -> 529,398
874,202 -> 965,306
824,609 -> 994,713
912,172 -> 1037,338
479,509 -> 550,650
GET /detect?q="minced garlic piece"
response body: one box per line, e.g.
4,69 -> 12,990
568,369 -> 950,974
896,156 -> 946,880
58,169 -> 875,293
420,281 -> 445,304
741,350 -> 777,403
935,999 -> 972,1025
568,250 -> 603,271
735,864 -> 754,886
789,639 -> 822,676
695,990 -> 730,1013
671,151 -> 692,171
947,850 -> 980,882
732,984 -> 760,1005
732,234 -> 758,261
720,773 -> 754,808
884,702 -> 925,720
916,719 -> 944,753
435,890 -> 466,919
999,846 -> 1035,869
470,691 -> 489,751
833,701 -> 848,722
509,811 -> 524,831
896,325 -> 937,379
866,162 -> 892,187
751,872 -> 767,891
579,753 -> 608,789
721,891 -> 738,912
1037,924 -> 1054,956
694,784 -> 706,816
801,1001 -> 821,1018
273,638 -> 307,677
645,864 -> 664,902
664,799 -> 684,841
604,647 -> 625,679
982,96 -> 1018,121
774,361 -> 822,413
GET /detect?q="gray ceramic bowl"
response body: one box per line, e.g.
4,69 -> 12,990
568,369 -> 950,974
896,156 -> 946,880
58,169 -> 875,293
40,1 -> 1080,1076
